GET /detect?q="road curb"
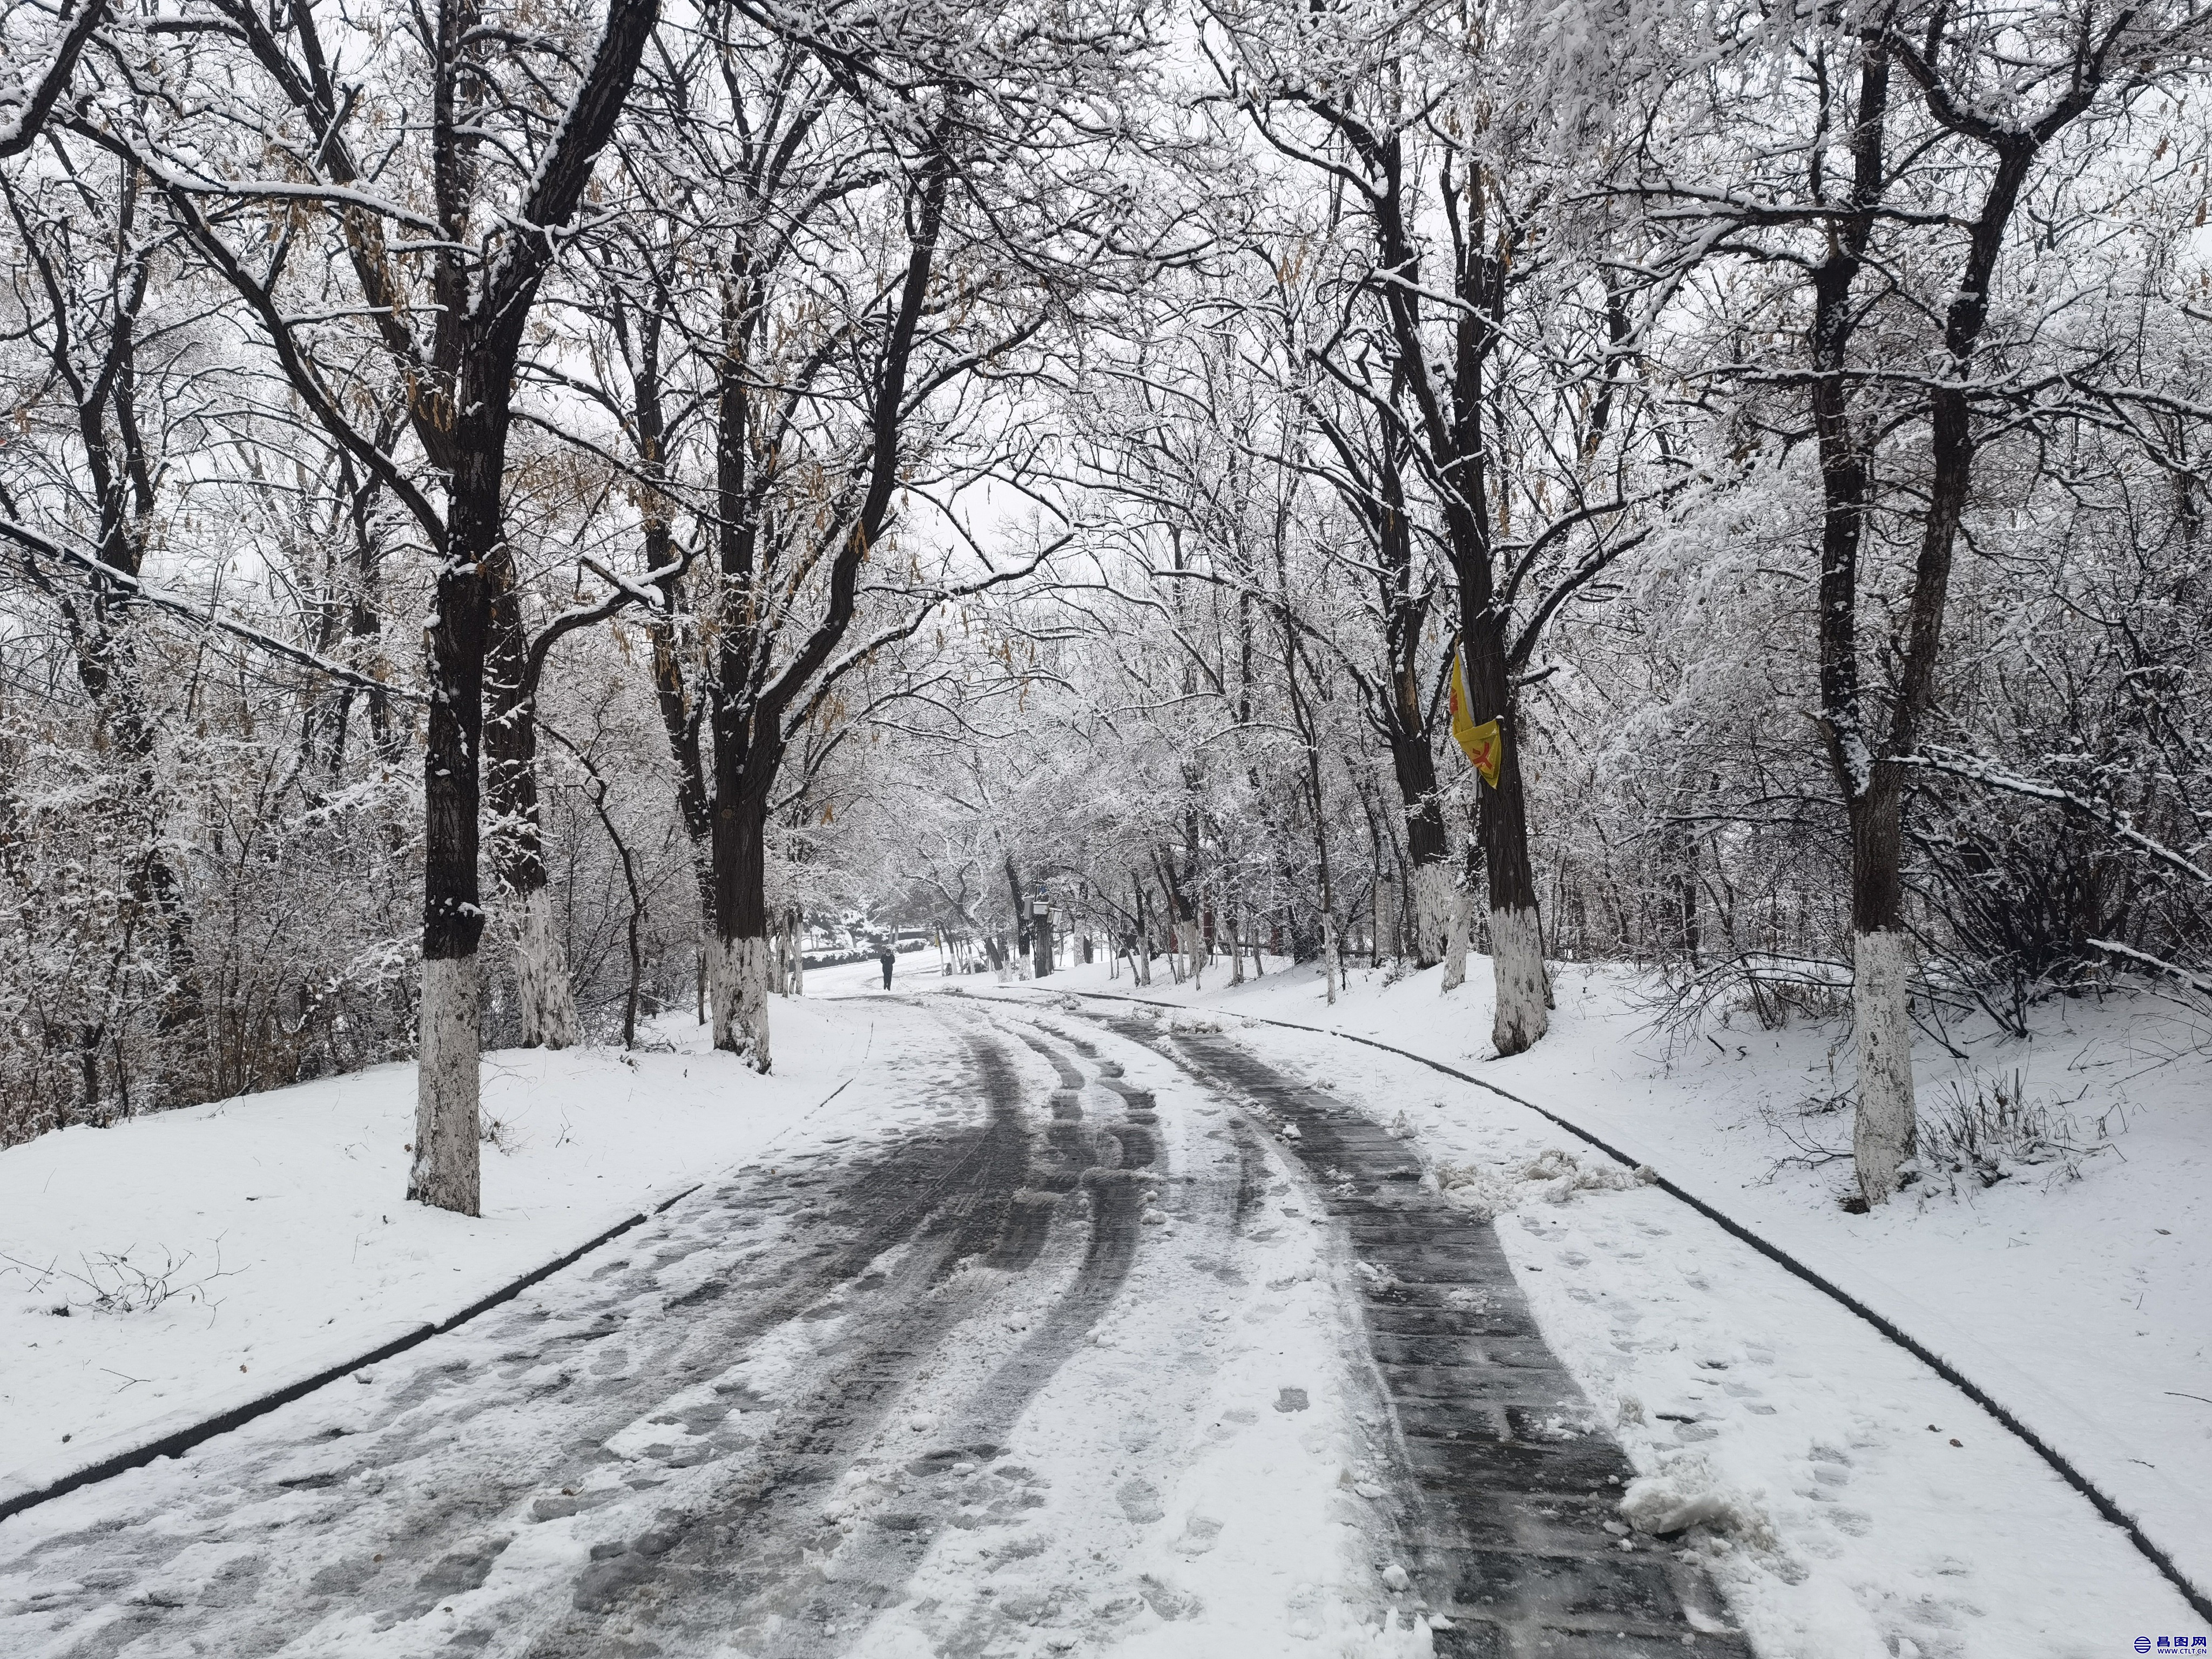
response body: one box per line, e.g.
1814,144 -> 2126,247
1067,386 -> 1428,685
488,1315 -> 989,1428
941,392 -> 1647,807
995,982 -> 2212,1623
0,1182 -> 700,1528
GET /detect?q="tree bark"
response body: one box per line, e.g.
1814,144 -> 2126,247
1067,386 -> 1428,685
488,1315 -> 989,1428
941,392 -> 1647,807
485,569 -> 579,1050
1387,633 -> 1449,966
710,774 -> 774,1069
1808,35 -> 2059,1204
407,0 -> 663,1210
1362,123 -> 1547,1049
1005,855 -> 1029,961
409,399 -> 501,1217
1461,617 -> 1548,1053
1803,45 -> 1914,1205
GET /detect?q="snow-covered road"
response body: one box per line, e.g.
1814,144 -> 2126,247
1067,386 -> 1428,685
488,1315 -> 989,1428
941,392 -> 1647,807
0,995 -> 1746,1658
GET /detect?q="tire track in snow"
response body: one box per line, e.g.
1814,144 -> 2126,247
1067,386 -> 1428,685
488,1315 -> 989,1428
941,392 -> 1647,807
504,1035 -> 1055,1654
857,999 -> 1428,1658
617,1007 -> 1171,1658
1073,1006 -> 1752,1657
0,1023 -> 1078,1659
2,1002 -> 1438,1658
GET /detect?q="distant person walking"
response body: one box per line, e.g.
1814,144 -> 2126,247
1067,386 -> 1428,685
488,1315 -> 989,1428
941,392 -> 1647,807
879,942 -> 896,989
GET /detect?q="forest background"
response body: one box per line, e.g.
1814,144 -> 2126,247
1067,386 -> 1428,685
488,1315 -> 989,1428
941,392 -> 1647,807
2,0 -> 2208,1214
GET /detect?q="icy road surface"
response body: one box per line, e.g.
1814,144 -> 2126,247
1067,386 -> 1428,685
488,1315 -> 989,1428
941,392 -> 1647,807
0,997 -> 1744,1657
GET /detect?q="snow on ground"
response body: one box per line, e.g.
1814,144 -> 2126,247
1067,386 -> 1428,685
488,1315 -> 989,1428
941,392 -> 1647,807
6,942 -> 2204,1656
948,951 -> 2212,1650
1,975 -> 1437,1659
0,993 -> 896,1498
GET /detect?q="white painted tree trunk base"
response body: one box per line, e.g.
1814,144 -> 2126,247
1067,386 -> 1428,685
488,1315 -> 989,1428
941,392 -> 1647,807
1441,886 -> 1472,993
707,935 -> 732,1046
514,888 -> 580,1050
409,955 -> 481,1216
1412,862 -> 1456,969
711,934 -> 773,1073
1852,928 -> 1918,1205
1489,905 -> 1548,1055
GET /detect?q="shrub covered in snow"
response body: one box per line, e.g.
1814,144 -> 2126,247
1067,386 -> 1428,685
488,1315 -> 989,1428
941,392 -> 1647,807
1918,1072 -> 2119,1193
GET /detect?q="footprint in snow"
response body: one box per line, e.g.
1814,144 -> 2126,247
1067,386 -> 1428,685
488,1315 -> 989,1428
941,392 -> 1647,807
1117,1478 -> 1165,1524
1173,1515 -> 1223,1555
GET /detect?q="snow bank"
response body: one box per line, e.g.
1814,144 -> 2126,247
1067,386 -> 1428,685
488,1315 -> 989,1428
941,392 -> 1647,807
1434,1144 -> 1656,1217
1617,1461 -> 1774,1549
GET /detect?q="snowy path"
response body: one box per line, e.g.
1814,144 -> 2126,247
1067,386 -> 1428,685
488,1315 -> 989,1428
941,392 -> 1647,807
0,996 -> 1743,1658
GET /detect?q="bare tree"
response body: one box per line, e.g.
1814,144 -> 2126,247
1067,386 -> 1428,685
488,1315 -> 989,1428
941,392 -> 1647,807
116,0 -> 668,1211
1207,0 -> 1675,1051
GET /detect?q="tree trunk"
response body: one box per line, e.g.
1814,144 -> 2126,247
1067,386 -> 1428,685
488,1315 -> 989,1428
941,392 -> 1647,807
645,615 -> 717,1031
1441,878 -> 1472,993
413,953 -> 481,1213
410,422 -> 501,1216
1804,48 -> 2043,1205
1804,46 -> 1910,1206
1849,777 -> 1917,1203
710,779 -> 773,1070
1392,736 -> 1452,967
485,590 -> 579,1050
1411,860 -> 1457,972
1462,621 -> 1548,1054
514,887 -> 580,1048
1005,855 -> 1029,961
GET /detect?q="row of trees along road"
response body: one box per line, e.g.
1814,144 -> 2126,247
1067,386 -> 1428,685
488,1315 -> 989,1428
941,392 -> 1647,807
2,0 -> 2209,1211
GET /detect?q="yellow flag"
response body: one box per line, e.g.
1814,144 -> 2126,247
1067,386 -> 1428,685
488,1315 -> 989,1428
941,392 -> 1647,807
1449,651 -> 1504,788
